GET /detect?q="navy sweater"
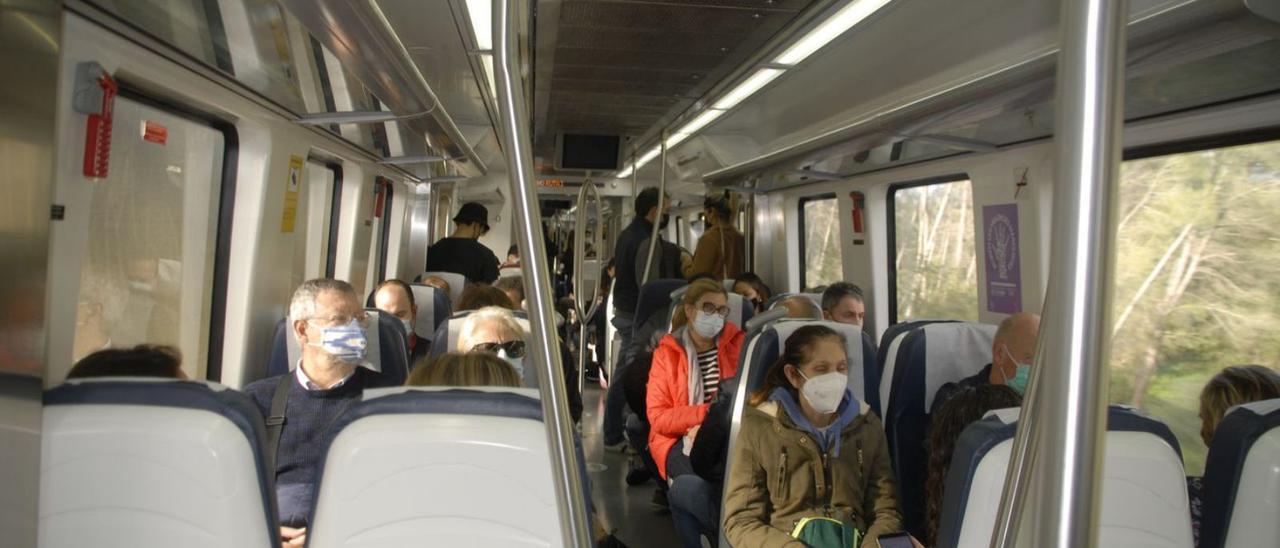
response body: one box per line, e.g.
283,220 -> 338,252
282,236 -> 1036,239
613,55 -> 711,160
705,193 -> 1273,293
244,366 -> 393,526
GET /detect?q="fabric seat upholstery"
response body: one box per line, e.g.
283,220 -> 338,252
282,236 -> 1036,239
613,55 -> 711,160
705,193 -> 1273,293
1199,398 -> 1280,548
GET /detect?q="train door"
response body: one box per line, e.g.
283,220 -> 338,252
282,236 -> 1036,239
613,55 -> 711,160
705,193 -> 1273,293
53,95 -> 228,382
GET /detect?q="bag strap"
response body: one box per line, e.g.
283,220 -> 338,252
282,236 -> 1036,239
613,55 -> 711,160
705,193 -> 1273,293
266,373 -> 292,473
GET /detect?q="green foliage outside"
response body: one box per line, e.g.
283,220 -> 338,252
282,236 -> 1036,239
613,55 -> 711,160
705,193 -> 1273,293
893,181 -> 979,322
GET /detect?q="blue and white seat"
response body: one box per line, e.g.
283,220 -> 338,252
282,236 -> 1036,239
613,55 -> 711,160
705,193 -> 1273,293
40,379 -> 278,548
409,283 -> 451,347
417,270 -> 467,304
305,387 -> 591,548
935,406 -> 1192,548
266,309 -> 410,386
427,309 -> 531,358
1200,398 -> 1280,548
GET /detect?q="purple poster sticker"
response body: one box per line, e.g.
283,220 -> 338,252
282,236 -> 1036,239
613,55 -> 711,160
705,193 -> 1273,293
983,203 -> 1022,313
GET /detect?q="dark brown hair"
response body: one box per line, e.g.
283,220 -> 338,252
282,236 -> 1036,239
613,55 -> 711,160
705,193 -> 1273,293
748,325 -> 844,407
67,345 -> 185,380
923,384 -> 1023,546
455,283 -> 515,312
1199,364 -> 1280,445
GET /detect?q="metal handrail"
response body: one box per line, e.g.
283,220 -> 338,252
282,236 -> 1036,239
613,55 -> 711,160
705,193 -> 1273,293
990,0 -> 1127,546
491,0 -> 593,545
573,180 -> 605,394
640,131 -> 669,286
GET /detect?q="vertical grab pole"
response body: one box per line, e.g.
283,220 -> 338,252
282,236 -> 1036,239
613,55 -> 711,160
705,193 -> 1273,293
640,130 -> 669,286
574,181 -> 604,395
990,0 -> 1127,547
491,1 -> 593,546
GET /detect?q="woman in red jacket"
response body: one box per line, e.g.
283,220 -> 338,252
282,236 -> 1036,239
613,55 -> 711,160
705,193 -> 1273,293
647,278 -> 745,548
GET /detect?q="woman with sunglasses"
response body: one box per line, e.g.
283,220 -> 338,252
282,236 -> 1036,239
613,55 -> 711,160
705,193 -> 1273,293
647,278 -> 745,548
456,306 -> 528,378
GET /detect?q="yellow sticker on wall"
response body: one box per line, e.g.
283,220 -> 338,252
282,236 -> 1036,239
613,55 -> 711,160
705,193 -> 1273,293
281,155 -> 303,233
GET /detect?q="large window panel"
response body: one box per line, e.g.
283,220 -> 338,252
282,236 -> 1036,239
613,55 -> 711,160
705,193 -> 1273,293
1111,139 -> 1280,475
890,178 -> 977,322
800,196 -> 843,290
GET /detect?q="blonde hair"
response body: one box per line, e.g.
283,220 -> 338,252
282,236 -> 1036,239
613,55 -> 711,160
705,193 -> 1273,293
1199,364 -> 1280,445
671,279 -> 728,329
406,352 -> 521,388
457,306 -> 524,352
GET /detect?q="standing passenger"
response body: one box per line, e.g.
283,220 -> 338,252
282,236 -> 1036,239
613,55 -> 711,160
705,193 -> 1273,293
425,202 -> 500,284
685,194 -> 745,280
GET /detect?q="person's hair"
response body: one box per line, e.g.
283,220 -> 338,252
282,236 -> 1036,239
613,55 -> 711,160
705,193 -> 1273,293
821,282 -> 864,312
671,279 -> 729,329
924,384 -> 1023,546
67,345 -> 185,380
456,284 -> 515,312
1199,364 -> 1280,445
493,276 -> 526,303
375,279 -> 415,308
635,187 -> 662,218
457,306 -> 524,352
748,325 -> 845,407
506,244 -> 519,258
733,272 -> 772,302
406,352 -> 521,388
704,194 -> 731,220
289,278 -> 357,320
771,295 -> 823,320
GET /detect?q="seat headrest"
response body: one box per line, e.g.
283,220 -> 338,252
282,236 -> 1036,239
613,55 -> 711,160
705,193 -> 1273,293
635,279 -> 686,326
418,271 -> 466,304
408,284 -> 450,340
739,319 -> 876,403
1200,397 -> 1280,548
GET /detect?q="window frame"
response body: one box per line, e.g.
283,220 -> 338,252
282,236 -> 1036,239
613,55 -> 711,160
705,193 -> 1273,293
375,177 -> 394,283
885,173 -> 972,324
798,193 -> 838,291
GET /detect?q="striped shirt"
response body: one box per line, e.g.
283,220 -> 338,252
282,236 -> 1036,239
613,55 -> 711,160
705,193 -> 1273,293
696,348 -> 719,403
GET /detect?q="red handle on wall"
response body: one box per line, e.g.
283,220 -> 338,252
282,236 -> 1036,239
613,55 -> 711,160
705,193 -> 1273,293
83,72 -> 118,178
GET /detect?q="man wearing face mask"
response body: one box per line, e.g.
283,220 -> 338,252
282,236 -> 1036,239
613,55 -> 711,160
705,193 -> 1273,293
373,280 -> 430,367
647,279 -> 745,547
245,279 -> 395,546
930,312 -> 1041,415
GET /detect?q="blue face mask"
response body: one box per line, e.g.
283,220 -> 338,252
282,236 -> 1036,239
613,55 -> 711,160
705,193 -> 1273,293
308,318 -> 368,365
497,348 -> 524,379
1001,346 -> 1031,395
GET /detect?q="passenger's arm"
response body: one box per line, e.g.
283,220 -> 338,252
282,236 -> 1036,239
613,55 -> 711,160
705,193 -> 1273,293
723,423 -> 806,548
645,346 -> 709,437
684,228 -> 719,278
860,416 -> 905,547
633,240 -> 652,286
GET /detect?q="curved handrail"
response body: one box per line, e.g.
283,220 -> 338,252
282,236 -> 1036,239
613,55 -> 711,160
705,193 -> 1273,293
573,180 -> 605,394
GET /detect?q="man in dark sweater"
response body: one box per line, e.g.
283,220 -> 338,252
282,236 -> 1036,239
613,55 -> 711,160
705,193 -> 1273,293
425,202 -> 500,284
244,279 -> 394,545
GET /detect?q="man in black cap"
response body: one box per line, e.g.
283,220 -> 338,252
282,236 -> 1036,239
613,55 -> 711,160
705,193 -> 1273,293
425,202 -> 501,284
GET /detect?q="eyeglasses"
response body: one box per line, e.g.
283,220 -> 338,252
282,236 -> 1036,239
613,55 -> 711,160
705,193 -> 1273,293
472,340 -> 526,358
697,303 -> 731,317
306,313 -> 370,328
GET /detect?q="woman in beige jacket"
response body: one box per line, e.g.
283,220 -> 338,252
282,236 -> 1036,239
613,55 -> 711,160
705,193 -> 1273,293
723,325 -> 905,547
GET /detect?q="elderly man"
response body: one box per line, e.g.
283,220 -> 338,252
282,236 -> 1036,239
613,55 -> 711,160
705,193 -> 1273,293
931,312 -> 1041,414
373,279 -> 430,366
771,295 -> 823,320
245,279 -> 394,546
457,305 -> 583,422
821,282 -> 866,327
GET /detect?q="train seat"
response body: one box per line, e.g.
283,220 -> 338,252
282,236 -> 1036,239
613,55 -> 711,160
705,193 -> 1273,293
878,320 -> 996,537
266,309 -> 410,385
427,309 -> 532,358
665,285 -> 756,334
408,283 -> 451,347
305,387 -> 590,548
935,406 -> 1192,548
1199,398 -> 1280,548
416,271 -> 467,304
629,279 -> 686,355
40,379 -> 277,548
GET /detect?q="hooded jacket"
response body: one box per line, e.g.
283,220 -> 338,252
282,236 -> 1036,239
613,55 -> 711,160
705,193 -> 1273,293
723,391 -> 904,548
646,322 -> 744,479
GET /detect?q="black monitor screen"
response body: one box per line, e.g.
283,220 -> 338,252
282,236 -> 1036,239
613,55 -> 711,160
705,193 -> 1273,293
560,134 -> 620,170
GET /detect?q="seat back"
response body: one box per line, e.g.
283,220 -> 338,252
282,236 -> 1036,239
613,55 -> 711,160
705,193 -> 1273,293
266,309 -> 409,385
665,285 -> 756,334
936,406 -> 1191,548
878,320 -> 995,537
417,271 -> 467,304
409,284 -> 451,344
1200,398 -> 1280,548
629,279 -> 686,355
40,379 -> 277,548
306,387 -> 589,548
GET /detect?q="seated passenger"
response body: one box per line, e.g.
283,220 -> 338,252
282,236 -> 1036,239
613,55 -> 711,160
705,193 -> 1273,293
457,306 -> 583,422
647,279 -> 745,548
1187,364 -> 1280,545
421,275 -> 452,298
501,244 -> 521,269
931,312 -> 1040,414
406,352 -> 522,388
373,279 -> 429,365
723,325 -> 905,547
771,294 -> 823,320
456,283 -> 516,312
493,276 -> 526,309
922,385 -> 1023,546
822,282 -> 866,327
244,279 -> 394,542
732,272 -> 772,314
66,344 -> 187,380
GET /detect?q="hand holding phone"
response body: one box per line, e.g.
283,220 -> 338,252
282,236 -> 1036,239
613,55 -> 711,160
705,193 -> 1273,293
876,532 -> 922,548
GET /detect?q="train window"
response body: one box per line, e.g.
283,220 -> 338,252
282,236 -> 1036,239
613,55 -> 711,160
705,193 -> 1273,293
888,177 -> 977,322
72,97 -> 226,379
1111,138 -> 1280,475
799,195 -> 842,290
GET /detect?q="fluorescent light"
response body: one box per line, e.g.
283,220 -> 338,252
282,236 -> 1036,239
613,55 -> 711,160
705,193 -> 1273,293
713,68 -> 784,110
635,146 -> 660,168
665,133 -> 693,149
773,0 -> 892,66
379,155 -> 448,165
666,109 -> 726,148
297,111 -> 402,125
616,166 -> 634,179
465,0 -> 492,51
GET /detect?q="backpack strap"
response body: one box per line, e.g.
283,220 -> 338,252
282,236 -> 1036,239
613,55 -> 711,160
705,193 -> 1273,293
266,373 -> 292,473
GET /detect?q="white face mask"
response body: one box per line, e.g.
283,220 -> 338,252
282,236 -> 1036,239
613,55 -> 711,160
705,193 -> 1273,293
692,310 -> 725,339
796,369 -> 847,415
401,319 -> 415,336
498,348 -> 524,378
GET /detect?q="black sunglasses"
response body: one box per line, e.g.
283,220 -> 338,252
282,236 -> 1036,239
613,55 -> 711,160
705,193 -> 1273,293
472,340 -> 526,358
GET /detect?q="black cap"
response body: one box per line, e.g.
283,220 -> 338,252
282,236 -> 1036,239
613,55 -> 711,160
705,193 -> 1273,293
453,202 -> 490,231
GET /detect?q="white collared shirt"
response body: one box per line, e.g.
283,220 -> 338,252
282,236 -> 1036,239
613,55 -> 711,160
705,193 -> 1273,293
295,360 -> 356,391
